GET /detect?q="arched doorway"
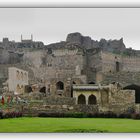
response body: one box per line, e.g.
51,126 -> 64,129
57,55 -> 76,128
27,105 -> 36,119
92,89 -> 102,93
21,72 -> 23,80
78,94 -> 86,104
123,84 -> 140,103
16,70 -> 20,80
88,95 -> 97,105
73,81 -> 76,84
111,81 -> 116,85
39,87 -> 46,93
56,81 -> 64,90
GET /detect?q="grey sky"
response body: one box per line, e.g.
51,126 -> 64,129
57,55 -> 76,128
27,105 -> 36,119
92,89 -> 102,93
0,8 -> 140,50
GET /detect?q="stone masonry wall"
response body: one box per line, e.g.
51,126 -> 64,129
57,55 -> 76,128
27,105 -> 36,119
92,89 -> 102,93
22,96 -> 98,116
108,90 -> 135,114
86,49 -> 102,83
101,51 -> 140,73
102,71 -> 140,86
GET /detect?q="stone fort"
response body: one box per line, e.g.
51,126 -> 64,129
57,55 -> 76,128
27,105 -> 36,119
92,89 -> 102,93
1,32 -> 140,115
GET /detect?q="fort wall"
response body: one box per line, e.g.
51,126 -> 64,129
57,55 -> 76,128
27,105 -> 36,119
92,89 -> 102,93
101,51 -> 140,73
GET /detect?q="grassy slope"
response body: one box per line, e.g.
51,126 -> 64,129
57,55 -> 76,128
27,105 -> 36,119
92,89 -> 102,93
0,117 -> 140,132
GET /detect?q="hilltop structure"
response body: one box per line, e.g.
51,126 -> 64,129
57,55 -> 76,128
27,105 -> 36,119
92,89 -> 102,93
1,32 -> 140,115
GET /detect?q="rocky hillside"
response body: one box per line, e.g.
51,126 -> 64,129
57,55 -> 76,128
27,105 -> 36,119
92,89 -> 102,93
46,32 -> 140,56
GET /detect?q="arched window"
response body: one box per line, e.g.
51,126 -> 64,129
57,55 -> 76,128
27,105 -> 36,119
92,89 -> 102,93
21,72 -> 23,80
78,94 -> 86,104
88,82 -> 95,84
116,61 -> 120,72
56,81 -> 64,90
16,70 -> 20,80
88,95 -> 97,105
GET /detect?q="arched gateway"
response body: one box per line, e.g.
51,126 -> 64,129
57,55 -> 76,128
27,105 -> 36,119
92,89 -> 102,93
78,94 -> 86,104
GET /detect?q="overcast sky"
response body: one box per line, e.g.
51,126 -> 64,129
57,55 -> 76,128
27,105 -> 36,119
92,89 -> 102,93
0,8 -> 140,50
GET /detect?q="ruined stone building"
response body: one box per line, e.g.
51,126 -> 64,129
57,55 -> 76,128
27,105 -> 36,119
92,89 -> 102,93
8,67 -> 28,94
37,32 -> 140,105
73,84 -> 135,114
1,32 -> 140,114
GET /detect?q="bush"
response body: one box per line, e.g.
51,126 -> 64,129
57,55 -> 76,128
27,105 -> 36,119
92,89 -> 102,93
131,113 -> 140,120
87,112 -> 117,118
38,112 -> 64,117
118,113 -> 131,118
38,112 -> 88,118
38,112 -> 118,118
37,112 -> 133,119
66,112 -> 87,118
104,112 -> 117,118
85,113 -> 95,118
0,111 -> 3,119
2,111 -> 23,119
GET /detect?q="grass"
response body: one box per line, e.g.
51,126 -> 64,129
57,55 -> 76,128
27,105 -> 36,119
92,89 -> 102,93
0,117 -> 140,132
